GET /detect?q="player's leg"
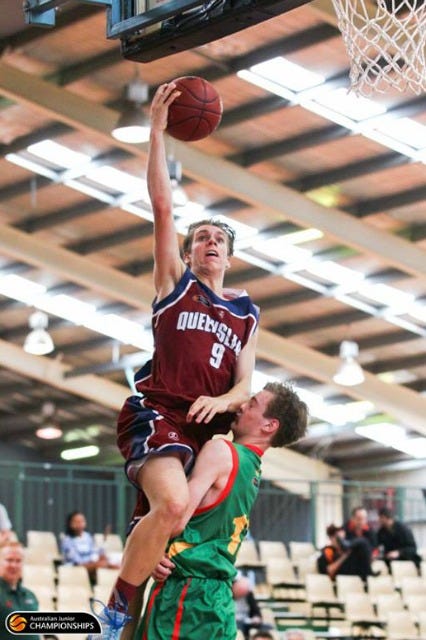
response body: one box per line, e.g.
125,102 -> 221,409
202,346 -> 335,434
119,582 -> 147,640
117,454 -> 188,588
96,455 -> 188,639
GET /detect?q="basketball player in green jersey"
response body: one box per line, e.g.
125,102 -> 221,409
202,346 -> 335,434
136,381 -> 308,640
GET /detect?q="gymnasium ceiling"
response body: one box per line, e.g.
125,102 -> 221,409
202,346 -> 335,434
0,0 -> 425,478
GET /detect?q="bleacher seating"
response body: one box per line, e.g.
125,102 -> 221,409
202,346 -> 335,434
19,529 -> 426,639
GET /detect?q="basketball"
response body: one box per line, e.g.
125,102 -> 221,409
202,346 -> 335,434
166,76 -> 223,142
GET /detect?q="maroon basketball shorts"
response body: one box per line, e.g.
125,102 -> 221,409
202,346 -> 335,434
117,395 -> 203,488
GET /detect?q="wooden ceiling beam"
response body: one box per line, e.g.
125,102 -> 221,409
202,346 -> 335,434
289,152 -> 408,192
0,338 -> 128,411
347,185 -> 426,217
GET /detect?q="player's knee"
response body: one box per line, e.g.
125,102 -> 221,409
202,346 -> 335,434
156,496 -> 188,531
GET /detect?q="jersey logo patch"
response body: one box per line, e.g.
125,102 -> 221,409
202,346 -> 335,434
168,431 -> 179,441
192,294 -> 211,307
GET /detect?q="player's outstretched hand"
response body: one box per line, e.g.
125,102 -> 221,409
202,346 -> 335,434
150,82 -> 181,131
151,555 -> 175,582
186,395 -> 230,424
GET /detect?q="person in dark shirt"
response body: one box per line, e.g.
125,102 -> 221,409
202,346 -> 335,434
377,507 -> 421,569
233,573 -> 273,640
0,542 -> 40,640
344,506 -> 377,550
317,524 -> 373,581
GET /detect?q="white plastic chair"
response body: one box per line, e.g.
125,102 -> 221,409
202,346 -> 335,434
23,563 -> 56,598
367,574 -> 395,603
386,610 -> 419,640
258,539 -> 288,563
57,564 -> 92,592
235,539 -> 263,568
335,574 -> 365,600
56,584 -> 92,611
390,560 -> 418,587
27,530 -> 60,557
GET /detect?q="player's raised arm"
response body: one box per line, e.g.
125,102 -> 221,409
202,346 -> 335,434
148,83 -> 186,300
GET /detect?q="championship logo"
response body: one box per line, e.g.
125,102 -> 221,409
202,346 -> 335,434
6,611 -> 101,635
8,614 -> 28,632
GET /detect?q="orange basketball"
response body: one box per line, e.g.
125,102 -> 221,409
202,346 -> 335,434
166,76 -> 223,142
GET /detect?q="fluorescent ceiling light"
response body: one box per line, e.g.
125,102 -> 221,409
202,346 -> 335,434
396,437 -> 426,458
307,260 -> 364,286
0,274 -> 46,303
86,313 -> 154,350
28,140 -> 91,168
406,303 -> 426,324
41,294 -> 96,325
281,228 -> 323,244
314,88 -> 386,121
5,153 -> 58,179
375,117 -> 426,150
84,166 -> 149,197
238,69 -> 295,100
253,236 -> 312,265
356,283 -> 415,308
61,445 -> 100,461
356,424 -> 426,458
249,56 -> 324,91
355,422 -> 407,446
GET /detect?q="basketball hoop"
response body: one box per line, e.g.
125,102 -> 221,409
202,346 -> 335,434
331,0 -> 426,95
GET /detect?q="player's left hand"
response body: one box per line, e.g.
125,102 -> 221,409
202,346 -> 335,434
151,555 -> 175,582
186,395 -> 230,424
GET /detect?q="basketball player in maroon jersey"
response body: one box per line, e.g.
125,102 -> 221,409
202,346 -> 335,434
96,83 -> 259,639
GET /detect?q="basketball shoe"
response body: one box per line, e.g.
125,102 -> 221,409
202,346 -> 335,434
89,599 -> 132,640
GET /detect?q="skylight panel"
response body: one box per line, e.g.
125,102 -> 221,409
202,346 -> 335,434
356,283 -> 415,308
375,117 -> 426,150
28,140 -> 91,169
0,274 -> 45,303
314,88 -> 386,121
84,166 -> 148,197
249,56 -> 325,92
356,423 -> 407,446
396,437 -> 426,458
281,228 -> 323,244
42,295 -> 96,325
406,302 -> 426,324
306,260 -> 365,286
252,236 -> 312,265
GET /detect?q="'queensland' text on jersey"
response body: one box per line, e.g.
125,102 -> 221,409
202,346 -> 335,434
135,269 -> 259,411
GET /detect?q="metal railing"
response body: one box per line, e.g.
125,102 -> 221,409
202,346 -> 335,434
1,460 -> 425,550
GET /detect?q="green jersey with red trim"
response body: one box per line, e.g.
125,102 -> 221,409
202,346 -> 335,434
166,440 -> 262,581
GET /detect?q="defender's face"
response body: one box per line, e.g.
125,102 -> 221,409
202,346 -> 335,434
233,389 -> 274,436
185,225 -> 230,272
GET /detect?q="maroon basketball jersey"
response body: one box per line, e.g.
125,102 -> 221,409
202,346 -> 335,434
135,268 -> 259,412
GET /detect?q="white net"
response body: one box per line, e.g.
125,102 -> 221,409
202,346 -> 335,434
331,0 -> 426,95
